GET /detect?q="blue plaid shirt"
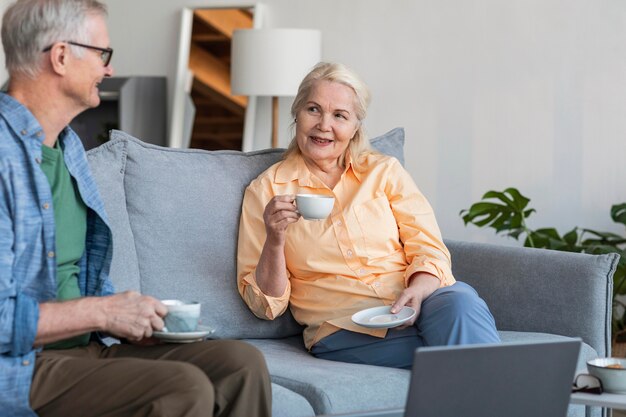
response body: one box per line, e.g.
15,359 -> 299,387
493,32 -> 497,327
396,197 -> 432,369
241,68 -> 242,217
0,93 -> 115,416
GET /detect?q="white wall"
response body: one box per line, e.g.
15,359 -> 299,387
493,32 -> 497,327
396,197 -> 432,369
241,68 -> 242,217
0,0 -> 10,84
102,0 -> 626,244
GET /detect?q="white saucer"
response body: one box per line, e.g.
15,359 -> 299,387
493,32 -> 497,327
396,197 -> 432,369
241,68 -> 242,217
351,306 -> 417,329
153,325 -> 215,343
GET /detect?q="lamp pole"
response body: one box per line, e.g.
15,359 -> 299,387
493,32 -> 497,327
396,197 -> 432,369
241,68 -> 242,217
271,96 -> 279,148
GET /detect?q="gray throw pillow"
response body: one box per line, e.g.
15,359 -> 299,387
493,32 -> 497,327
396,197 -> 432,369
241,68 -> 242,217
370,127 -> 405,166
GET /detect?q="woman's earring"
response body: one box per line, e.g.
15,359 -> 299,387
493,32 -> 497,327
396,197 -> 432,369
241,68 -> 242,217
294,118 -> 298,122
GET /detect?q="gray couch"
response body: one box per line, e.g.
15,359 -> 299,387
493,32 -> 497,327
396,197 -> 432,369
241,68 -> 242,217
86,128 -> 618,417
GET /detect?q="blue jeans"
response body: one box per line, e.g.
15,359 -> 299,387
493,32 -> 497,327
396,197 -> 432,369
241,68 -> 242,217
310,282 -> 500,369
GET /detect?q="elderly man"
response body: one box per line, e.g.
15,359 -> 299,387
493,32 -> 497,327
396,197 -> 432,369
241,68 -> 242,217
0,1 -> 272,416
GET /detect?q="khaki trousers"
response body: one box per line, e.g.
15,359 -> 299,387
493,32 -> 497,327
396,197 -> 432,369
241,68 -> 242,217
30,340 -> 272,417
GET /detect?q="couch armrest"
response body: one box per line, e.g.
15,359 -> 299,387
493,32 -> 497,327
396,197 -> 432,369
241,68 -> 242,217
445,239 -> 618,357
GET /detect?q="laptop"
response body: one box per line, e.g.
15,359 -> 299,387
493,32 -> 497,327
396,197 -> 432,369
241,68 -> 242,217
322,339 -> 581,417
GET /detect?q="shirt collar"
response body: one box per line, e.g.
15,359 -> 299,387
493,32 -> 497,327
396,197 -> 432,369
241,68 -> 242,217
0,92 -> 47,144
346,152 -> 363,182
274,151 -> 362,186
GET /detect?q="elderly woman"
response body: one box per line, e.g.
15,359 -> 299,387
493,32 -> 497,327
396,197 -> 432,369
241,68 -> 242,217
237,62 -> 500,369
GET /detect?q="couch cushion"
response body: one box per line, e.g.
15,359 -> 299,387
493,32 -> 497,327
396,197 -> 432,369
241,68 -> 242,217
271,383 -> 315,417
245,336 -> 410,415
86,140 -> 141,291
499,331 -> 597,373
370,127 -> 405,166
87,128 -> 405,340
89,132 -> 299,339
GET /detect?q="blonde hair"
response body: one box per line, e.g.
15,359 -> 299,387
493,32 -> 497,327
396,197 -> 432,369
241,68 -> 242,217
284,62 -> 374,169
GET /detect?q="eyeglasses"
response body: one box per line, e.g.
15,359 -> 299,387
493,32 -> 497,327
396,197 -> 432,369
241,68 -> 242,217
572,374 -> 603,395
42,41 -> 113,67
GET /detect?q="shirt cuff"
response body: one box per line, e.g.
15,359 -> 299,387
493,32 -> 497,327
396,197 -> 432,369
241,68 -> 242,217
12,293 -> 38,356
404,259 -> 455,288
241,272 -> 291,320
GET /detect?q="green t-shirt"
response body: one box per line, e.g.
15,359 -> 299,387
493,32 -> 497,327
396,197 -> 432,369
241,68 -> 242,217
40,141 -> 90,349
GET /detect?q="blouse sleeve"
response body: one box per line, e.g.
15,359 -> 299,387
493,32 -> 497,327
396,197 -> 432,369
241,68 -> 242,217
236,181 -> 291,320
384,159 -> 455,287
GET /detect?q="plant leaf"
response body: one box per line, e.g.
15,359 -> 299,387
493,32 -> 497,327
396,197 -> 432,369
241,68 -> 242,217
460,189 -> 533,240
563,228 -> 579,246
482,190 -> 515,207
581,228 -> 623,241
523,208 -> 536,217
612,203 -> 626,228
502,187 -> 531,211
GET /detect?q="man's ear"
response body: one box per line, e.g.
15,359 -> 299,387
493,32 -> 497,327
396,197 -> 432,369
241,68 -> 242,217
48,43 -> 68,75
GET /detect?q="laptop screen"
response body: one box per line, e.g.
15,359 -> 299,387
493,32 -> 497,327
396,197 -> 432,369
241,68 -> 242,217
405,339 -> 581,417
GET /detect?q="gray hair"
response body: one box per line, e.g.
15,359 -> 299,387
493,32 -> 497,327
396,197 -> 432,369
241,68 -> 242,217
284,62 -> 374,169
2,0 -> 108,78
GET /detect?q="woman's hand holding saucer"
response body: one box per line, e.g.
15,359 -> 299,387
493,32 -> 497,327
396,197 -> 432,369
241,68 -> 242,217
391,272 -> 440,329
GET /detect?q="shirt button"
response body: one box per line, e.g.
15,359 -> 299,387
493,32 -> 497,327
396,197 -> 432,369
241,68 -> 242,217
47,251 -> 55,258
35,157 -> 42,164
42,203 -> 50,210
36,131 -> 43,137
347,250 -> 353,257
337,221 -> 343,226
359,269 -> 365,275
22,360 -> 30,366
374,282 -> 381,288
20,129 -> 27,135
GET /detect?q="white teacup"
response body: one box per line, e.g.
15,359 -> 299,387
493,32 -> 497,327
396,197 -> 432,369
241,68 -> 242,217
296,194 -> 335,220
162,300 -> 201,333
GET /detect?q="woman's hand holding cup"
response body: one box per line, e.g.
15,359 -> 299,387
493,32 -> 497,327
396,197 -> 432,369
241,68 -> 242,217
263,195 -> 301,245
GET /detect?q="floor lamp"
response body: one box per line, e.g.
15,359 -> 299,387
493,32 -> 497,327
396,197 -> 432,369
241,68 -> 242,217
231,28 -> 322,148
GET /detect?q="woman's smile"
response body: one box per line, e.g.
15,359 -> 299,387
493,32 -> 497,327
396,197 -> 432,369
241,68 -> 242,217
310,136 -> 334,145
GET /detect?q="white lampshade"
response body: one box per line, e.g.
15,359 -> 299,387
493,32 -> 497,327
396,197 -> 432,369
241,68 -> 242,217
231,28 -> 322,97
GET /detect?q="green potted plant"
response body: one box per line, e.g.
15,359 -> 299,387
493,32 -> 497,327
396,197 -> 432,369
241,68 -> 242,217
460,188 -> 626,339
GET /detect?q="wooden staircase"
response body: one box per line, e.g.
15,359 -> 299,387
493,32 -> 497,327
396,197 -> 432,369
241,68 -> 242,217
188,9 -> 252,150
